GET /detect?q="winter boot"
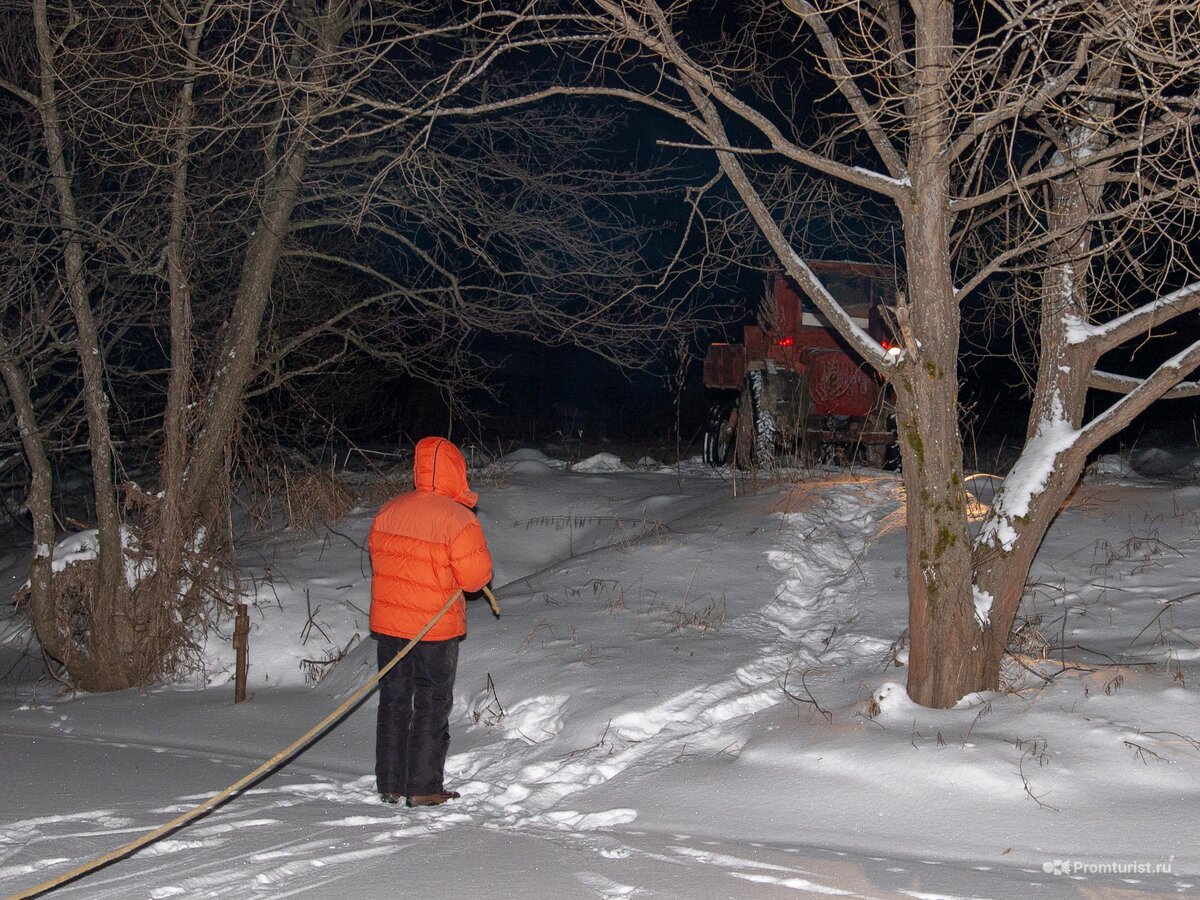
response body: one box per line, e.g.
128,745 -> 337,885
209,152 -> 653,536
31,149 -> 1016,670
406,790 -> 460,808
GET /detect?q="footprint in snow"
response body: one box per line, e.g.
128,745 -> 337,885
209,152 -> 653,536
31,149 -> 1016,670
499,694 -> 568,744
532,808 -> 638,831
576,871 -> 642,898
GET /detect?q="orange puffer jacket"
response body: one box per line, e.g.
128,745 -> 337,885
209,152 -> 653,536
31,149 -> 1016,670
369,437 -> 493,641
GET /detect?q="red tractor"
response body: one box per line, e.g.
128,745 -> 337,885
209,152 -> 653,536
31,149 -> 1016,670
702,261 -> 897,469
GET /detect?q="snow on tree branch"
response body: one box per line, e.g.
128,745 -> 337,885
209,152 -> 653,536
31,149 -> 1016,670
1088,371 -> 1200,399
978,408 -> 1079,552
1065,282 -> 1200,352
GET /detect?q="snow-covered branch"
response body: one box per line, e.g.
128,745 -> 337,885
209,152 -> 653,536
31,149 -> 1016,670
1087,371 -> 1200,399
977,410 -> 1080,552
1065,282 -> 1200,354
1077,339 -> 1200,455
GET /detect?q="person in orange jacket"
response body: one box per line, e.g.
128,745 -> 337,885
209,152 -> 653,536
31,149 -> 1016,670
368,436 -> 494,807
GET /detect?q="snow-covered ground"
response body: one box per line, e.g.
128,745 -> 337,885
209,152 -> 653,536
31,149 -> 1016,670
2,447 -> 1199,898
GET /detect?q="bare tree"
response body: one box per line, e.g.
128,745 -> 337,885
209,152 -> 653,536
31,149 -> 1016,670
968,2 -> 1200,692
522,0 -> 1200,706
0,0 -> 696,690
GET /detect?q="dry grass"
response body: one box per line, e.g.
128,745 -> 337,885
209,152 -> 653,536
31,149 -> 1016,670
285,469 -> 357,533
865,693 -> 882,718
364,464 -> 412,504
471,672 -> 506,726
469,450 -> 512,490
300,634 -> 360,686
1009,614 -> 1051,660
13,557 -> 95,648
1001,614 -> 1052,693
666,593 -> 728,633
14,540 -> 216,690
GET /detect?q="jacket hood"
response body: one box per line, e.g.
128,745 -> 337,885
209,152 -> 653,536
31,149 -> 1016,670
413,437 -> 478,508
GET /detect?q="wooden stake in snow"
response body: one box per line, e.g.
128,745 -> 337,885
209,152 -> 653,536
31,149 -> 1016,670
233,602 -> 250,704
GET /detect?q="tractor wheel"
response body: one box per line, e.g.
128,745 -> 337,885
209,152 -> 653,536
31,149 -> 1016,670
702,404 -> 735,467
731,371 -> 784,470
748,370 -> 777,470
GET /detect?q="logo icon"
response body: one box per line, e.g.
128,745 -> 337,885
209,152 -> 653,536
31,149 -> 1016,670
1042,859 -> 1071,876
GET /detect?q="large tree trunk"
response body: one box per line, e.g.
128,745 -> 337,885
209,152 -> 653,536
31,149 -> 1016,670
896,0 -> 980,709
138,12 -> 206,631
34,0 -> 132,691
178,3 -> 351,526
972,83 -> 1114,687
0,352 -> 63,666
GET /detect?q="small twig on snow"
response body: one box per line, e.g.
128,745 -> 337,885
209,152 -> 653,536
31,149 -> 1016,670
781,666 -> 833,723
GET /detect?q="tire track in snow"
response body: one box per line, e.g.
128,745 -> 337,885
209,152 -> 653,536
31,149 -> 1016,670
443,477 -> 902,833
760,479 -> 900,664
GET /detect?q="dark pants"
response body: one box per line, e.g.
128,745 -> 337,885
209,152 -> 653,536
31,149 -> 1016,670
375,634 -> 460,797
